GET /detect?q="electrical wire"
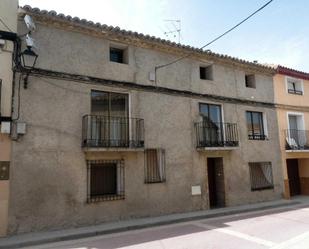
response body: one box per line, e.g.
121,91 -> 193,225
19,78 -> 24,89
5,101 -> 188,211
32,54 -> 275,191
0,16 -> 13,32
155,0 -> 274,71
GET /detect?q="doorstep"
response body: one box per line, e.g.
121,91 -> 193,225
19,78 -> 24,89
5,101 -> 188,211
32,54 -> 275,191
0,198 -> 307,249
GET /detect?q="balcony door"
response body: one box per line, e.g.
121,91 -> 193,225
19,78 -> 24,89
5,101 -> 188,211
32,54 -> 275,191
287,114 -> 305,149
199,103 -> 223,146
91,91 -> 129,147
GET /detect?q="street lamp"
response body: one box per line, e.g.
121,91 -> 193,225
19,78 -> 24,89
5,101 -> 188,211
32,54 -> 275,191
20,46 -> 38,89
20,46 -> 38,69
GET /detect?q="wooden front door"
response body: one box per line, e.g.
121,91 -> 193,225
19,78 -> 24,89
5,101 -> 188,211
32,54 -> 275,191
207,157 -> 225,208
287,159 -> 301,196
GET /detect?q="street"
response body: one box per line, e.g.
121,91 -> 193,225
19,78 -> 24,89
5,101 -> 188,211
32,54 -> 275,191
24,203 -> 309,249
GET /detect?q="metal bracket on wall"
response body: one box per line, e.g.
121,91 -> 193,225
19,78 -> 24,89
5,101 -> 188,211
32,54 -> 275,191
0,116 -> 12,122
0,31 -> 17,42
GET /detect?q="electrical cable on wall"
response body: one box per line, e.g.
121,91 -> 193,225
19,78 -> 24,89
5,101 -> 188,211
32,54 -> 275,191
154,0 -> 274,81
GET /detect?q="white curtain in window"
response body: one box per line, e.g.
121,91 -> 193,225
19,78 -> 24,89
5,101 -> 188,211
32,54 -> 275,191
110,118 -> 121,146
156,149 -> 165,181
116,162 -> 123,195
89,116 -> 100,146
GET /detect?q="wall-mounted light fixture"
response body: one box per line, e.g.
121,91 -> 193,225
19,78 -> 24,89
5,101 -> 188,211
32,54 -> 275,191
20,46 -> 38,89
19,15 -> 38,89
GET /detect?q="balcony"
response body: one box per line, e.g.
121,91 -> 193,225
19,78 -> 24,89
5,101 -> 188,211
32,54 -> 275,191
195,121 -> 239,150
285,129 -> 309,151
82,115 -> 144,150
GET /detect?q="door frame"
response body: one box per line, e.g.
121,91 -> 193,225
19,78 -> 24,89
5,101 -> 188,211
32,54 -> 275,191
207,157 -> 226,208
286,158 -> 301,196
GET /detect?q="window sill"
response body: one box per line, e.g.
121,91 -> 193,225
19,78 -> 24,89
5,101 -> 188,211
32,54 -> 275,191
251,186 -> 274,191
87,194 -> 125,203
145,180 -> 166,184
248,136 -> 268,141
109,61 -> 128,65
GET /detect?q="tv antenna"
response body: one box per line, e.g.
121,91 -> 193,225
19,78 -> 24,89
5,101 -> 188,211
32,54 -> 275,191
163,19 -> 181,43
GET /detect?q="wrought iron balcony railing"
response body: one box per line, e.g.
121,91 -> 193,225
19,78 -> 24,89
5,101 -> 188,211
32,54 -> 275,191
82,115 -> 144,148
195,121 -> 239,148
285,129 -> 309,150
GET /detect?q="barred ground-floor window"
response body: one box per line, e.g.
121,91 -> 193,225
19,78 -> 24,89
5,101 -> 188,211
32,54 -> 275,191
87,159 -> 124,202
249,162 -> 274,191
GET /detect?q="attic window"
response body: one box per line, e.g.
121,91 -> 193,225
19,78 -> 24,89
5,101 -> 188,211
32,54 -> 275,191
286,77 -> 303,95
245,74 -> 256,88
200,66 -> 213,80
110,47 -> 127,64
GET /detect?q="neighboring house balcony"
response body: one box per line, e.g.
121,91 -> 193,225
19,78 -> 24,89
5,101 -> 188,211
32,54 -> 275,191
82,115 -> 144,151
195,121 -> 239,150
285,129 -> 309,151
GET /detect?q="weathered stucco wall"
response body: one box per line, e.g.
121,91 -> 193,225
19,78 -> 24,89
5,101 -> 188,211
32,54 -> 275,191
8,20 -> 283,234
273,74 -> 309,198
0,0 -> 18,237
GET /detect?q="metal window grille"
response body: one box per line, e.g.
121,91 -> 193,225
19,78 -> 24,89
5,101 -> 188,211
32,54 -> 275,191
110,48 -> 124,63
145,149 -> 166,183
249,162 -> 274,191
87,159 -> 124,203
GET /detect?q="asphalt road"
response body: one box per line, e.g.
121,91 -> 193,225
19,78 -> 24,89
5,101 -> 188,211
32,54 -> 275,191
23,204 -> 309,249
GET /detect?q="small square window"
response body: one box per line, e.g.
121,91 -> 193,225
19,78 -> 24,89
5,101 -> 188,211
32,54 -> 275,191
245,74 -> 256,88
145,149 -> 166,183
110,47 -> 125,64
200,66 -> 213,80
87,160 -> 124,202
249,162 -> 274,191
287,78 -> 303,95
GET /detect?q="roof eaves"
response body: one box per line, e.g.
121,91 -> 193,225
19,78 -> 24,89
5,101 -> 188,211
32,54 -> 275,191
21,5 -> 276,74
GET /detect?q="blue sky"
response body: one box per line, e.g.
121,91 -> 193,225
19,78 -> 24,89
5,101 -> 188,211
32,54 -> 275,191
19,0 -> 309,72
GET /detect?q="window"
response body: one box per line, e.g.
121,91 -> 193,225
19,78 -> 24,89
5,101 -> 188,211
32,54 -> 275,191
87,160 -> 124,202
249,162 -> 274,191
245,74 -> 256,88
110,47 -> 126,64
286,77 -> 303,95
145,149 -> 166,183
87,90 -> 129,147
246,111 -> 266,140
200,66 -> 213,80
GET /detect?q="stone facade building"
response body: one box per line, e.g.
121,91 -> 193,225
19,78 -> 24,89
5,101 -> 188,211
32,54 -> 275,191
4,5 -> 285,235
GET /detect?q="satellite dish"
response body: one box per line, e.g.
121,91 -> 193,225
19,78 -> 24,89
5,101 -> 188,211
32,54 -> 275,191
24,15 -> 36,32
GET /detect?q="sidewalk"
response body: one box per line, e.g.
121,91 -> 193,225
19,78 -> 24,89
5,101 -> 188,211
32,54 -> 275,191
1,197 -> 308,249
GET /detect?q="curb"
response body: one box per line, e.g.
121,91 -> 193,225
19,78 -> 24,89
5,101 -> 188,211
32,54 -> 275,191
0,201 -> 302,249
